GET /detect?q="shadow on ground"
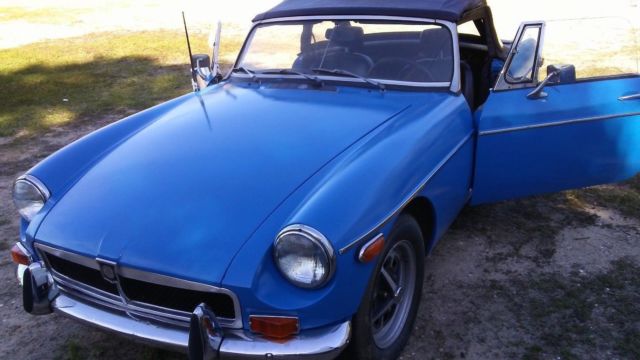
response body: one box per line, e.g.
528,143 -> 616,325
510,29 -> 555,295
0,55 -> 189,137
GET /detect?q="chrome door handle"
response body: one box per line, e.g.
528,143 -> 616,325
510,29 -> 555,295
619,93 -> 640,101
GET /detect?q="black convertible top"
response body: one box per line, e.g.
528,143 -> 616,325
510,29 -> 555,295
253,0 -> 487,22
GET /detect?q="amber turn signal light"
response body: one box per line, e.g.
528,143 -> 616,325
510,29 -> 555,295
358,234 -> 385,263
11,243 -> 31,266
249,316 -> 299,340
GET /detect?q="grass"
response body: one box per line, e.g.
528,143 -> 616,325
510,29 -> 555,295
571,174 -> 640,220
454,193 -> 597,265
487,258 -> 640,359
0,30 -> 243,137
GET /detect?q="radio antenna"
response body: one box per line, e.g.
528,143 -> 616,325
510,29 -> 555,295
182,11 -> 198,90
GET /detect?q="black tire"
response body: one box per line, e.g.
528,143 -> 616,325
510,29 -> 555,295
345,214 -> 425,360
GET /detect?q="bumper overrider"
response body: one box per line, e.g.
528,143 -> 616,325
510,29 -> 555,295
19,260 -> 351,359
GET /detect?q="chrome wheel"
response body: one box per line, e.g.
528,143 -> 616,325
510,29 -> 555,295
370,240 -> 417,349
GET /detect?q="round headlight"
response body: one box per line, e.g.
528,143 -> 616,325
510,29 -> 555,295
273,225 -> 335,289
12,176 -> 49,222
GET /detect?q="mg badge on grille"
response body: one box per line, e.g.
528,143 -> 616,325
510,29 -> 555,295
97,260 -> 118,283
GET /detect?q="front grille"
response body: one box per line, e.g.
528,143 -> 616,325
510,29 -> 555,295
38,246 -> 238,326
120,277 -> 236,318
46,253 -> 118,295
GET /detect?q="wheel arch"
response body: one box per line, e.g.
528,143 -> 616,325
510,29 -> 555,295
400,196 -> 437,252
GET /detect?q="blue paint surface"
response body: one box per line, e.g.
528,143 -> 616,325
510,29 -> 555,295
473,76 -> 640,204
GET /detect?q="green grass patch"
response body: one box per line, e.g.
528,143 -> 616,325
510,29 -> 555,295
629,174 -> 640,193
573,174 -> 640,220
488,259 -> 640,359
0,30 -> 243,137
454,193 -> 597,265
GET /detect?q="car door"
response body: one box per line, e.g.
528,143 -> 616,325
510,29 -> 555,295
471,20 -> 640,205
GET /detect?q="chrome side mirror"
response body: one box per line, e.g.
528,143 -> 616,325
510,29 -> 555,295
527,64 -> 576,100
192,54 -> 213,83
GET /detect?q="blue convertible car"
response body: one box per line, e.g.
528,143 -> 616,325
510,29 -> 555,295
10,0 -> 640,359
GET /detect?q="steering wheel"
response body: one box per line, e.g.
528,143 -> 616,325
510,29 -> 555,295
368,58 -> 410,79
398,60 -> 436,82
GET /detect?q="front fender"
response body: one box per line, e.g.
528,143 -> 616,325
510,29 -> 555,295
222,92 -> 473,330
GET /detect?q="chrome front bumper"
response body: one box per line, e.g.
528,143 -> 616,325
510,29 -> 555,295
20,263 -> 351,359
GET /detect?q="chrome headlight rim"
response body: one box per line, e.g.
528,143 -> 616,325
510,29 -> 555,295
273,224 -> 336,289
13,175 -> 50,222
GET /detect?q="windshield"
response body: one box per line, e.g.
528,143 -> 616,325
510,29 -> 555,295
235,20 -> 454,86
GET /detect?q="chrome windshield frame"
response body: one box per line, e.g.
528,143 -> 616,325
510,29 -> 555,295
231,15 -> 461,93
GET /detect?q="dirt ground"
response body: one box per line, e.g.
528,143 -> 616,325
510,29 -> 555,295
1,117 -> 639,360
1,0 -> 638,49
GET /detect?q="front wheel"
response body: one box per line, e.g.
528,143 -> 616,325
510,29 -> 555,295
347,215 -> 425,360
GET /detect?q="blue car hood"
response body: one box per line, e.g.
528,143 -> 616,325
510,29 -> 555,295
35,83 -> 410,285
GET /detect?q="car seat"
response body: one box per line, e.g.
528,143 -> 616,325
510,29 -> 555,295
317,25 -> 374,76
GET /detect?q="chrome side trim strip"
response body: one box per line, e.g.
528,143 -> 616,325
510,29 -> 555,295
34,243 -> 242,329
478,111 -> 640,136
619,93 -> 640,101
339,131 -> 474,254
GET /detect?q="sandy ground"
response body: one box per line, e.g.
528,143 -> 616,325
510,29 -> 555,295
0,0 -> 638,49
1,1 -> 640,359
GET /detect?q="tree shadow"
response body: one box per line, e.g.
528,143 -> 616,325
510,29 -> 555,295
0,55 -> 192,138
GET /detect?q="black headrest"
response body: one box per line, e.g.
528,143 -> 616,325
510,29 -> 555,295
419,28 -> 452,57
325,26 -> 365,48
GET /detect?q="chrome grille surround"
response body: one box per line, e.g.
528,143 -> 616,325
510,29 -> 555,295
34,243 -> 242,329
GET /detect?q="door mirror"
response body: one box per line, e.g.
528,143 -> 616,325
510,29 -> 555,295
192,54 -> 212,90
184,19 -> 222,92
547,64 -> 576,84
192,54 -> 211,71
527,64 -> 577,99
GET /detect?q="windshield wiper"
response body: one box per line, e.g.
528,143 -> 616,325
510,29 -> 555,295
311,68 -> 385,90
231,66 -> 258,80
261,69 -> 323,86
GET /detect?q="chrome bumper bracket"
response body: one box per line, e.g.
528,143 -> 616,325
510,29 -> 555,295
189,303 -> 224,360
23,262 -> 59,315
